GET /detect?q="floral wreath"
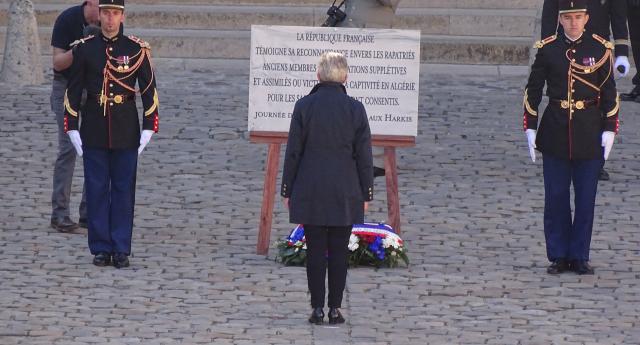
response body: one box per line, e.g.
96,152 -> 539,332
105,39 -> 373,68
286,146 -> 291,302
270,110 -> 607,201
277,223 -> 409,268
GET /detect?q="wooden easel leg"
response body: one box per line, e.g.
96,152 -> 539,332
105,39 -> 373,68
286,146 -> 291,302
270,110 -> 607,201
257,143 -> 281,255
384,147 -> 401,235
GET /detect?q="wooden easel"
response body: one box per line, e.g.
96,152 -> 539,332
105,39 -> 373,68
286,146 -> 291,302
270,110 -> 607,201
250,131 -> 415,255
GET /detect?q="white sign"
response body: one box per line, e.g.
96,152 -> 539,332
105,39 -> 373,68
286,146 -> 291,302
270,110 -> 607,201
248,25 -> 421,137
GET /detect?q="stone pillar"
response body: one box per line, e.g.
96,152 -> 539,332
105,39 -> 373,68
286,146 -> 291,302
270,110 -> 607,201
0,0 -> 44,85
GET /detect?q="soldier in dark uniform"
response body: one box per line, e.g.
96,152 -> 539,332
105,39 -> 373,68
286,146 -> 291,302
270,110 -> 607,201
523,0 -> 619,275
621,0 -> 640,101
64,0 -> 159,268
541,0 -> 628,181
542,0 -> 630,74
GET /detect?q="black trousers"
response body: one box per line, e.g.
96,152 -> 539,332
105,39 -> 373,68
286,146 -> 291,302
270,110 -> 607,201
305,225 -> 351,308
630,3 -> 640,86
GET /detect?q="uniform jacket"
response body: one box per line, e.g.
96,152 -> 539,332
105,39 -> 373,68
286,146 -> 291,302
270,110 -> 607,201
523,33 -> 619,160
541,0 -> 630,57
64,31 -> 159,149
339,0 -> 400,28
281,82 -> 374,226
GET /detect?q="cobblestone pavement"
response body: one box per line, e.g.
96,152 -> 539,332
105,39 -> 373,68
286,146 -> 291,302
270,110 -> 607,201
1,62 -> 639,345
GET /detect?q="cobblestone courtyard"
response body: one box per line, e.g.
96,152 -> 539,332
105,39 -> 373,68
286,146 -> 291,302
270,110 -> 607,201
1,62 -> 639,344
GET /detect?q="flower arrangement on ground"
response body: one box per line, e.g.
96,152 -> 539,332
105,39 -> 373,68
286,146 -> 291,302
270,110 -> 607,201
277,223 -> 409,268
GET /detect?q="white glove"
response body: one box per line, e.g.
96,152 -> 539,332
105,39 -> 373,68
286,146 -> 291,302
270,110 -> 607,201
67,130 -> 83,157
526,129 -> 537,162
138,130 -> 154,155
614,56 -> 630,78
601,131 -> 615,160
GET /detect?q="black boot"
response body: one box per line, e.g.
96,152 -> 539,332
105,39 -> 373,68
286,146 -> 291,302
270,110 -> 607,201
92,252 -> 111,267
51,216 -> 79,233
328,308 -> 345,324
112,253 -> 130,269
308,307 -> 324,324
546,259 -> 569,274
620,86 -> 640,101
571,260 -> 594,275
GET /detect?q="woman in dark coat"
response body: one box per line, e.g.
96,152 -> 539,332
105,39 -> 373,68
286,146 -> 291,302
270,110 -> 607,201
280,52 -> 374,324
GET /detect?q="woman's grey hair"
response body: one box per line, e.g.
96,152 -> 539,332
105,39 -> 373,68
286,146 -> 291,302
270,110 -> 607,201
317,52 -> 348,83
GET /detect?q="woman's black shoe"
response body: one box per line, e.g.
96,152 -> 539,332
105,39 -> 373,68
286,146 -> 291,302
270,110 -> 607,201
308,308 -> 324,324
328,308 -> 345,324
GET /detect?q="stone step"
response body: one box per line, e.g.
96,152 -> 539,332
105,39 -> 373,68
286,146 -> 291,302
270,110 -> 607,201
0,5 -> 537,37
0,1 -> 539,65
0,53 -> 541,77
0,26 -> 532,65
20,0 -> 538,10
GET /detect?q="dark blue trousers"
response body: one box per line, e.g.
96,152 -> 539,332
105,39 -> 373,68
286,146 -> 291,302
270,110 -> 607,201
83,148 -> 138,255
542,154 -> 604,262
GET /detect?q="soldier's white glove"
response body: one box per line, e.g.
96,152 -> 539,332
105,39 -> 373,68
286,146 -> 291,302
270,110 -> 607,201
614,56 -> 630,78
67,130 -> 83,157
138,130 -> 154,155
601,131 -> 615,160
526,129 -> 537,162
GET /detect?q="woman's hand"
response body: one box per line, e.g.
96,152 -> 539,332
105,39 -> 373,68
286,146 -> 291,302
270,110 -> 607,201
284,198 -> 290,209
364,202 -> 369,212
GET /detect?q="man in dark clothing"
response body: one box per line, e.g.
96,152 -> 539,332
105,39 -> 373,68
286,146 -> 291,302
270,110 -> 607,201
339,0 -> 400,28
524,0 -> 619,275
50,0 -> 99,232
621,0 -> 640,101
541,0 -> 629,181
65,0 -> 159,268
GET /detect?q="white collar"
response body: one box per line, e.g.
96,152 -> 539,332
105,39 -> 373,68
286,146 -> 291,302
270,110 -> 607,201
564,32 -> 584,42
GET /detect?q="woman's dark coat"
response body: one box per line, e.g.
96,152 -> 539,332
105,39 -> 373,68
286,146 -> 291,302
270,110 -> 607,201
281,82 -> 374,226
